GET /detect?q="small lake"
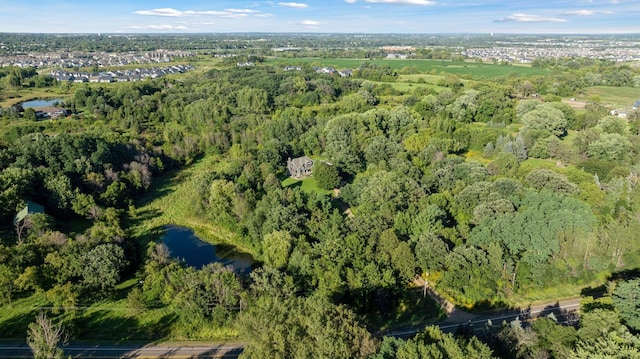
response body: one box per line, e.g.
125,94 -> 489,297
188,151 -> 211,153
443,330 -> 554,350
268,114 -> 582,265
162,225 -> 255,273
21,98 -> 65,108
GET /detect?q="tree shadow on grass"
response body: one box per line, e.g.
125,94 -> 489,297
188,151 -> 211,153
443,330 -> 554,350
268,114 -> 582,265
80,309 -> 177,341
137,312 -> 178,341
72,310 -> 142,341
0,309 -> 39,338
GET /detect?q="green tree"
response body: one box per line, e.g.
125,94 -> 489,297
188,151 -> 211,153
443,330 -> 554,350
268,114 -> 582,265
525,168 -> 579,195
46,283 -> 78,315
81,243 -> 127,292
440,245 -> 500,304
0,264 -> 17,305
262,230 -> 293,269
520,105 -> 568,137
313,161 -> 340,190
587,133 -> 632,161
571,327 -> 640,358
373,326 -> 495,359
238,296 -> 376,359
414,233 -> 449,274
23,108 -> 37,121
613,279 -> 640,331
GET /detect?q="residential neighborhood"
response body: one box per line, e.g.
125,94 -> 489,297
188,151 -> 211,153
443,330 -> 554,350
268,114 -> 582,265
0,50 -> 194,69
50,64 -> 194,83
462,38 -> 640,63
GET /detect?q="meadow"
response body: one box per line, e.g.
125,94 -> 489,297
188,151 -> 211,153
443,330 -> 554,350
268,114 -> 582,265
266,57 -> 549,79
583,86 -> 640,107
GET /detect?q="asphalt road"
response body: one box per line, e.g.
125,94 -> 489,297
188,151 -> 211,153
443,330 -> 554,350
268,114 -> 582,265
387,297 -> 582,338
0,342 -> 244,359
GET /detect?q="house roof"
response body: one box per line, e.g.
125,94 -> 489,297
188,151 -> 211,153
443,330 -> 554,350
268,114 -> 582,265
290,156 -> 313,169
14,201 -> 44,224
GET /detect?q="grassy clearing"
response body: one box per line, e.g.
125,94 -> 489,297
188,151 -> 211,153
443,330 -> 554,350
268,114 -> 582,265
399,74 -> 445,83
266,58 -> 549,79
186,55 -> 224,72
372,81 -> 447,93
583,86 -> 640,107
282,176 -> 333,196
509,272 -> 610,307
0,287 -> 179,341
130,155 -> 251,253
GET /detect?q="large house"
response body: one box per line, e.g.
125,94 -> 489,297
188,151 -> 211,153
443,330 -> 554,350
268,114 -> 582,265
287,156 -> 314,179
35,107 -> 69,119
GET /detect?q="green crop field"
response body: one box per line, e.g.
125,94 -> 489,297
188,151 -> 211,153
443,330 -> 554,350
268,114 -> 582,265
266,58 -> 549,79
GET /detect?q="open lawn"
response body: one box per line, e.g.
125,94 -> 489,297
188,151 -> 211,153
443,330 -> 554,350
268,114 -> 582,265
266,58 -> 549,79
282,176 -> 333,196
583,86 -> 640,107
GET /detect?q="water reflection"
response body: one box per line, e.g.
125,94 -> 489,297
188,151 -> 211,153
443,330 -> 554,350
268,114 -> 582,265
161,225 -> 254,273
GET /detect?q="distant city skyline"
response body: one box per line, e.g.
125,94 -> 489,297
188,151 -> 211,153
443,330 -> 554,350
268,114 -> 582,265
0,0 -> 638,34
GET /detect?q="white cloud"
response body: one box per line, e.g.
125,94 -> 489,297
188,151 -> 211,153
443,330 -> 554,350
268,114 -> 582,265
126,24 -> 188,30
278,2 -> 309,8
344,0 -> 358,3
495,13 -> 568,23
225,9 -> 260,13
134,8 -> 261,18
564,9 -> 613,15
299,20 -> 321,26
564,10 -> 596,15
134,8 -> 191,17
219,13 -> 249,19
364,0 -> 436,4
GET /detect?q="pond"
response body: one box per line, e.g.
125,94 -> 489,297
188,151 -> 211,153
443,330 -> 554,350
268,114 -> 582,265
21,98 -> 65,108
161,225 -> 255,274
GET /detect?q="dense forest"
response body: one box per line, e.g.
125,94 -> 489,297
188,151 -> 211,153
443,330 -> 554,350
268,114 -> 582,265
1,36 -> 640,358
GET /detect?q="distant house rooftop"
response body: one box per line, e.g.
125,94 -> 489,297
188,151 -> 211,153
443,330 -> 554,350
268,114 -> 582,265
14,201 -> 44,225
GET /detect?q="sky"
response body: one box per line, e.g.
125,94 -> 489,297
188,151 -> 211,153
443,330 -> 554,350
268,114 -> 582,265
0,0 -> 638,34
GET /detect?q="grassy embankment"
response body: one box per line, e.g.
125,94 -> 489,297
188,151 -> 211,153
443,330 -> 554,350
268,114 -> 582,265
130,154 -> 252,253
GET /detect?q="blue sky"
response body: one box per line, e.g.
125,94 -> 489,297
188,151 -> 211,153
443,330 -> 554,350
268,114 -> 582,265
0,0 -> 638,34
